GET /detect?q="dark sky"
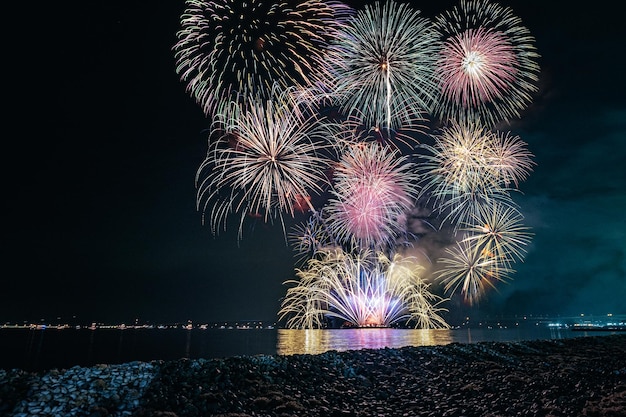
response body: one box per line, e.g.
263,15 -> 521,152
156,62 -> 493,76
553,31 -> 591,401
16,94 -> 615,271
4,1 -> 624,324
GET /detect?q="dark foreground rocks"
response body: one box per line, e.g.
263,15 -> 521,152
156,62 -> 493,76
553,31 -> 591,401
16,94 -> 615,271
1,334 -> 625,417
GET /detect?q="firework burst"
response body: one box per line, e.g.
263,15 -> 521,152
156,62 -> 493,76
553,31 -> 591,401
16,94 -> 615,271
174,0 -> 353,116
314,0 -> 440,135
434,238 -> 511,306
173,0 -> 541,321
288,211 -> 338,266
487,130 -> 535,187
324,142 -> 419,250
196,88 -> 339,239
461,202 -> 533,267
280,248 -> 449,329
418,120 -> 530,227
432,0 -> 540,126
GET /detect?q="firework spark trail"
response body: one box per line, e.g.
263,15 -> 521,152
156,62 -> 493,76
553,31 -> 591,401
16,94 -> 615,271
279,248 -> 449,329
174,0 -> 353,116
432,0 -> 540,126
196,87 -> 340,239
324,142 -> 419,250
314,0 -> 440,136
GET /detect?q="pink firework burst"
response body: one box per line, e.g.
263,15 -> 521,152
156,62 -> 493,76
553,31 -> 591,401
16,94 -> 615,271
325,142 -> 419,249
438,27 -> 517,109
432,0 -> 540,126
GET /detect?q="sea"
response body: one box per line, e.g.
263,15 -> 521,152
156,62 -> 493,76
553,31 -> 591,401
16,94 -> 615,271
1,321 -> 623,372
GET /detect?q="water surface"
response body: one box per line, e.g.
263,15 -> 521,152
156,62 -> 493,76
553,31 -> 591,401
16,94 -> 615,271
0,326 -> 619,371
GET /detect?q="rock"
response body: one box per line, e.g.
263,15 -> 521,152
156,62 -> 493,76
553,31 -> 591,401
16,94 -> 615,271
1,335 -> 625,417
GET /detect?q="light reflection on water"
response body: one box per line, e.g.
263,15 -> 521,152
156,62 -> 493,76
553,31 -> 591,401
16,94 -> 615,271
276,328 -> 455,355
275,326 -> 608,356
2,326 -> 620,371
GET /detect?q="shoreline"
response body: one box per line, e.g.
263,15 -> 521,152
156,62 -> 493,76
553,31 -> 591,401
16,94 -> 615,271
2,334 -> 625,416
4,325 -> 624,373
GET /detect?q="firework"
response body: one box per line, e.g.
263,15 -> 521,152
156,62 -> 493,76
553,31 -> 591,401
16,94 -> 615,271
418,120 -> 528,227
432,0 -> 540,126
314,0 -> 440,135
434,238 -> 512,305
196,87 -> 339,239
289,211 -> 338,266
487,129 -> 535,187
174,0 -> 353,116
279,248 -> 449,329
324,142 -> 419,250
461,202 -> 532,267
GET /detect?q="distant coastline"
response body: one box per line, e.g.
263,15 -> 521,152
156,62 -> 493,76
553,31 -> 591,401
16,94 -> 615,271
2,314 -> 625,373
2,312 -> 624,331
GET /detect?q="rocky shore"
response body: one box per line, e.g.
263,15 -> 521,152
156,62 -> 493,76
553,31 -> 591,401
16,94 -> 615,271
1,334 -> 625,417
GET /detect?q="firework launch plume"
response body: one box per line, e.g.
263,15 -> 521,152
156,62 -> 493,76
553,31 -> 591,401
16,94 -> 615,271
279,248 -> 449,329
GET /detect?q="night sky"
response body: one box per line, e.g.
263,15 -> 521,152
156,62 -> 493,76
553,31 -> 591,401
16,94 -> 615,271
4,1 -> 624,325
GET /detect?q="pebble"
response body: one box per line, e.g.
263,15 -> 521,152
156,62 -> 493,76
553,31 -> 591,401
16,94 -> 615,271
1,334 -> 625,416
2,361 -> 157,416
